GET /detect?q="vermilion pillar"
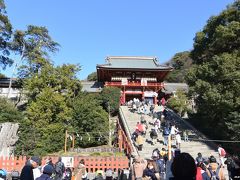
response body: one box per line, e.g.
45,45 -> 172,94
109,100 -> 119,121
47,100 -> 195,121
123,86 -> 126,104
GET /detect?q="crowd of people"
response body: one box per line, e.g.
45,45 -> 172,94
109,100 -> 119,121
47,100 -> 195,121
0,98 -> 240,180
0,156 -> 127,180
132,148 -> 240,180
0,156 -> 90,180
0,150 -> 239,180
130,98 -> 183,152
19,156 -> 79,180
128,98 -> 240,179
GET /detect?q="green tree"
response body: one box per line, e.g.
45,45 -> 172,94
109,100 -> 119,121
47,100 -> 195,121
23,63 -> 81,101
15,64 -> 82,155
165,51 -> 192,83
87,72 -> 97,81
99,86 -> 121,115
0,97 -> 23,123
6,25 -> 59,98
0,73 -> 5,78
72,93 -> 108,147
0,0 -> 13,70
11,26 -> 59,79
167,90 -> 190,117
15,88 -> 69,155
191,1 -> 240,64
186,0 -> 240,153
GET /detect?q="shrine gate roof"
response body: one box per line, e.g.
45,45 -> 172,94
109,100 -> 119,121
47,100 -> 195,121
97,56 -> 172,70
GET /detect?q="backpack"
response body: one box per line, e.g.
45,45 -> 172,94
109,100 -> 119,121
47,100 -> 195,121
163,128 -> 170,136
55,161 -> 64,175
64,168 -> 72,180
220,148 -> 226,157
208,166 -> 220,180
150,130 -> 157,138
156,159 -> 165,174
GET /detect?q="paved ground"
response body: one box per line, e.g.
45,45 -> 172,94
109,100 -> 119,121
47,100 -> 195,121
120,105 -> 229,179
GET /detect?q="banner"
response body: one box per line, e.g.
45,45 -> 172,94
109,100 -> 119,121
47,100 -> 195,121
144,91 -> 158,97
121,78 -> 128,85
62,157 -> 74,167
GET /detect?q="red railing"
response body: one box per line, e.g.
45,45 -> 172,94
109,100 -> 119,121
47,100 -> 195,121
0,156 -> 129,172
117,120 -> 133,156
105,81 -> 164,87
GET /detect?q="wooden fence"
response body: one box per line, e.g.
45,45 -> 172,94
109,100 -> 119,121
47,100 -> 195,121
0,156 -> 129,172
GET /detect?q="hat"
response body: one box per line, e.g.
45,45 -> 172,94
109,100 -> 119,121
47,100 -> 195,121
43,165 -> 54,174
31,156 -> 40,165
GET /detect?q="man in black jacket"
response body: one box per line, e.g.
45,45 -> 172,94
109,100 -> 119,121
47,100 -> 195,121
20,156 -> 40,180
55,157 -> 65,180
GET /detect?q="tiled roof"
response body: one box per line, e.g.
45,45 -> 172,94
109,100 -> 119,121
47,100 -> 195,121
0,78 -> 19,88
81,81 -> 104,93
0,78 -> 104,93
97,56 -> 172,70
163,83 -> 189,94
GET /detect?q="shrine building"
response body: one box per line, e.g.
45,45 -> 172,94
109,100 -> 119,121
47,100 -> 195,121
97,56 -> 173,105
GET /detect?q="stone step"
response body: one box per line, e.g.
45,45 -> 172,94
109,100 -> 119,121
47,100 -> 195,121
121,106 -> 219,156
120,106 -> 229,179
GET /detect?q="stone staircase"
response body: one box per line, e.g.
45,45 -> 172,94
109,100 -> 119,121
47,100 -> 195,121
120,106 -> 219,158
119,105 -> 229,179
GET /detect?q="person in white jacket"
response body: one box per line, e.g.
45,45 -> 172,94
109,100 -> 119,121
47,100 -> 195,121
175,133 -> 182,149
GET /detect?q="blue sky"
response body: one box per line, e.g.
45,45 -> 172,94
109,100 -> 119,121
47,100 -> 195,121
4,0 -> 234,80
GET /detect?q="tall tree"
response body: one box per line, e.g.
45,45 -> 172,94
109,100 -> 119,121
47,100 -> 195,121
0,97 -> 23,123
23,63 -> 81,101
0,0 -> 13,70
11,26 -> 59,79
165,51 -> 192,83
7,26 -> 59,98
186,0 -> 240,153
87,71 -> 97,81
191,1 -> 240,64
15,64 -> 82,155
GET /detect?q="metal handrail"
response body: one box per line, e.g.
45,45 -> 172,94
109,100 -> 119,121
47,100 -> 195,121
119,106 -> 139,157
165,107 -> 218,151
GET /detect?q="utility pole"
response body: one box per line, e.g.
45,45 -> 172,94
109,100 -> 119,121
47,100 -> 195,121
72,134 -> 75,150
168,135 -> 172,160
64,130 -> 68,153
108,102 -> 112,147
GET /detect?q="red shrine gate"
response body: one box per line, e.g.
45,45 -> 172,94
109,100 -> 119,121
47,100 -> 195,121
97,56 -> 172,105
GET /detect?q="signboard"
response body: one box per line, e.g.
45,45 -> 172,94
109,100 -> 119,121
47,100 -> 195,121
121,78 -> 128,85
141,78 -> 147,86
62,157 -> 74,167
144,91 -> 158,97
